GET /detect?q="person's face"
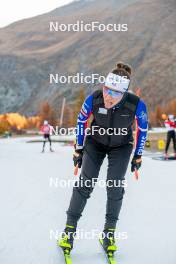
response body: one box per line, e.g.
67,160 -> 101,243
103,86 -> 123,109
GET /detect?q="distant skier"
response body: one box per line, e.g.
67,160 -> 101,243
58,62 -> 148,257
40,120 -> 53,153
164,114 -> 176,158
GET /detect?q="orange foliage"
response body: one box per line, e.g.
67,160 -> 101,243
0,113 -> 40,131
149,98 -> 176,127
39,102 -> 58,127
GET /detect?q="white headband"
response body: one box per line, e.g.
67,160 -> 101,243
168,115 -> 174,120
105,73 -> 130,93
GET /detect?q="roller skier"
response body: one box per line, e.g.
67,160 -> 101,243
164,114 -> 176,159
58,62 -> 148,262
40,120 -> 54,153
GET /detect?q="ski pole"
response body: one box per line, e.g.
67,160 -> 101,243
134,168 -> 139,180
74,165 -> 79,176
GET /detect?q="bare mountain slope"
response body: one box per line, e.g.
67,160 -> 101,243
0,0 -> 175,114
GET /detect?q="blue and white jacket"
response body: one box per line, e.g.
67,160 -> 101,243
76,93 -> 148,156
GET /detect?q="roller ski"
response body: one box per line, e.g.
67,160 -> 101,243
57,225 -> 76,264
50,148 -> 54,152
99,229 -> 118,264
60,249 -> 72,264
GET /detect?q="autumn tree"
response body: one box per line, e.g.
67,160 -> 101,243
0,118 -> 10,135
155,105 -> 163,126
62,104 -> 74,128
73,88 -> 85,125
165,99 -> 176,116
39,101 -> 58,127
149,98 -> 176,127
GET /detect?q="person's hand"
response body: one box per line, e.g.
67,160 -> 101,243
131,155 -> 142,172
73,147 -> 83,168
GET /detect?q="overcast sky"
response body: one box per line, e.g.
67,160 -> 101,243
0,0 -> 73,28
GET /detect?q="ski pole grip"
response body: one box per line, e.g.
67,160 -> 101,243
74,165 -> 79,176
134,168 -> 139,180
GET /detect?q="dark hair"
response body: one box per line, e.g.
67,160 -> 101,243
112,62 -> 132,79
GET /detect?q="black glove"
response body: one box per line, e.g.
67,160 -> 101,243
131,155 -> 142,172
73,147 -> 83,168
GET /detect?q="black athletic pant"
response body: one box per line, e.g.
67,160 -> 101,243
66,136 -> 133,230
165,130 -> 176,153
43,134 -> 52,150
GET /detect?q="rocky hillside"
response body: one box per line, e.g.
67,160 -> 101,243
0,0 -> 175,114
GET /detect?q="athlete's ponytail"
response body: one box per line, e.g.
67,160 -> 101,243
112,62 -> 132,79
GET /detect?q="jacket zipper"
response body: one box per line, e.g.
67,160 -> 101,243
108,108 -> 114,146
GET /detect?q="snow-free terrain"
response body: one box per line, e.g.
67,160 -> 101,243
0,137 -> 175,264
